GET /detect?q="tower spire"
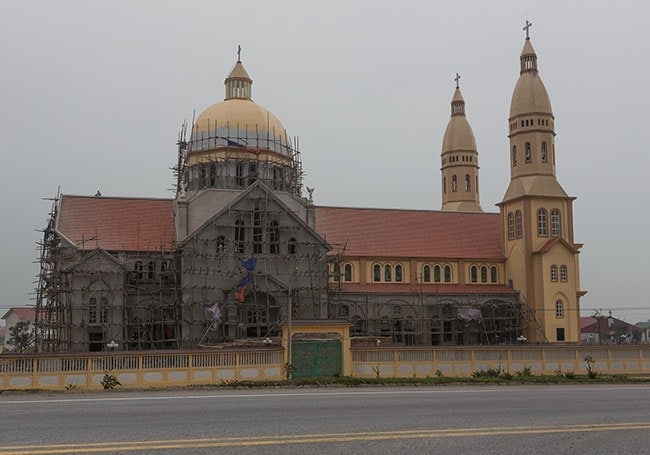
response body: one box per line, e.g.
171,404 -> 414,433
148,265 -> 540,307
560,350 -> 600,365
440,76 -> 481,212
224,51 -> 253,100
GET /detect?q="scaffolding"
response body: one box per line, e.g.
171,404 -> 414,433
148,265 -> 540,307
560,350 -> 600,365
34,193 -> 182,353
35,122 -> 530,351
327,285 -> 528,346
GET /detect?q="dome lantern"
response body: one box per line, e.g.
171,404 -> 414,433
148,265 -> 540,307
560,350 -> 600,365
225,46 -> 253,100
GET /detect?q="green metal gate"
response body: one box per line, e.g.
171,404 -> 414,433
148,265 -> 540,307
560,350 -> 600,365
292,339 -> 342,378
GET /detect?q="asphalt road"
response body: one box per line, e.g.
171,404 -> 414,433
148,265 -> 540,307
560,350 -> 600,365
1,384 -> 649,454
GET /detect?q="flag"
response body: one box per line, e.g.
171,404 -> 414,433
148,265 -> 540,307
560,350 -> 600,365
234,275 -> 253,303
206,303 -> 221,330
233,257 -> 256,303
226,138 -> 247,148
240,257 -> 257,273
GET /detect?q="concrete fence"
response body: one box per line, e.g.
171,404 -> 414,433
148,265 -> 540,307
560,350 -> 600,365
0,348 -> 284,391
2,345 -> 650,391
352,345 -> 650,378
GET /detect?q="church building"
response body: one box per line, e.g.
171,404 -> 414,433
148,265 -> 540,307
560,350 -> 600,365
34,27 -> 585,352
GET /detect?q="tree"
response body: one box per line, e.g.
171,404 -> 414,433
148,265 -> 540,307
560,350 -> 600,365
7,320 -> 35,353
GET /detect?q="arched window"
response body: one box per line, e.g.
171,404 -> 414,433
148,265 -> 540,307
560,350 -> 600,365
443,265 -> 452,283
470,265 -> 478,283
423,265 -> 431,283
551,209 -> 561,237
480,266 -> 488,283
443,176 -> 447,194
147,261 -> 155,280
555,300 -> 564,318
234,219 -> 245,254
490,266 -> 498,283
344,264 -> 352,282
100,297 -> 108,324
537,208 -> 548,236
560,265 -> 568,282
541,142 -> 548,162
88,297 -> 97,324
209,163 -> 216,187
507,212 -> 515,240
373,264 -> 381,282
253,209 -> 262,254
287,238 -> 297,255
216,235 -> 226,254
235,162 -> 244,187
333,262 -> 341,281
525,142 -> 532,163
269,221 -> 279,254
452,175 -> 458,192
380,317 -> 391,336
395,264 -> 403,282
134,261 -> 144,281
465,174 -> 471,191
515,210 -> 523,238
550,264 -> 558,282
384,264 -> 392,282
433,265 -> 441,283
512,145 -> 518,166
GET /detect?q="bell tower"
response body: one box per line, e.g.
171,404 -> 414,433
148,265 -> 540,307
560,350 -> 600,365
498,22 -> 585,343
440,74 -> 482,212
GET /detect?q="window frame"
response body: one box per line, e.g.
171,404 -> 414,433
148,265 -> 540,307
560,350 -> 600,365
343,263 -> 353,282
423,265 -> 431,283
490,266 -> 498,283
537,208 -> 548,237
551,209 -> 561,237
443,265 -> 452,283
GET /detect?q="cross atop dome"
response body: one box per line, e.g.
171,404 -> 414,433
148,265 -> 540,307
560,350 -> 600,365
524,20 -> 532,39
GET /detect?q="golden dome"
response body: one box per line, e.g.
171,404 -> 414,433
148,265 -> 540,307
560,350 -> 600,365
190,60 -> 291,156
509,38 -> 553,119
442,88 -> 477,152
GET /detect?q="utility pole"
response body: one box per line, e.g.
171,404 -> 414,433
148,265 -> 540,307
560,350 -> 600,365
287,287 -> 292,379
593,309 -> 604,345
286,267 -> 299,380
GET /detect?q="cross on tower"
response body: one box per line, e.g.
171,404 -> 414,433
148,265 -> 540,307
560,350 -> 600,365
523,20 -> 533,39
454,73 -> 461,89
237,45 -> 241,62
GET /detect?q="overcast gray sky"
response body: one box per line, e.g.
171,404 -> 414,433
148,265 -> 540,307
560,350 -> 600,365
1,0 -> 648,324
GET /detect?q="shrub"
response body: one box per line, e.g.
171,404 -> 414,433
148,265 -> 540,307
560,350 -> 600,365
100,373 -> 121,390
471,367 -> 502,378
515,366 -> 533,377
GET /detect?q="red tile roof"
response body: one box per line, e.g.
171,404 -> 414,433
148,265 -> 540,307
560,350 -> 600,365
330,282 -> 517,295
2,307 -> 35,320
57,195 -> 176,252
580,316 -> 641,333
315,206 -> 504,259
